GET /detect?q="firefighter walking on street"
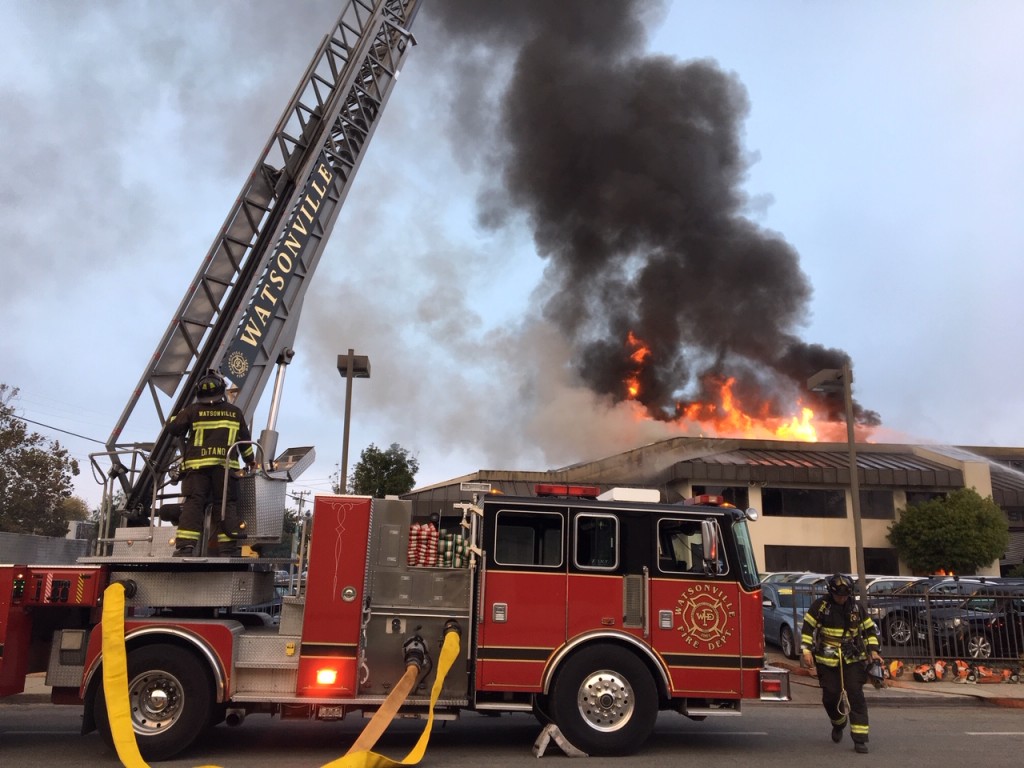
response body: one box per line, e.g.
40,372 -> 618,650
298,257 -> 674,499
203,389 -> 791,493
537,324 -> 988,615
800,573 -> 883,754
167,370 -> 256,557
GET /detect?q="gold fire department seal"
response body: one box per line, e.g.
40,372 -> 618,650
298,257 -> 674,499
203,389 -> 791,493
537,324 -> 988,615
674,584 -> 736,650
226,351 -> 250,378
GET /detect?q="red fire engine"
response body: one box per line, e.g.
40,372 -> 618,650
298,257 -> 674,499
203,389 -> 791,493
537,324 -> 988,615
1,485 -> 788,760
0,1 -> 788,760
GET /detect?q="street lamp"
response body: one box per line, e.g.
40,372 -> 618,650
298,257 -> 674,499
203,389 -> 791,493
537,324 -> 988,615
808,362 -> 869,607
337,349 -> 371,493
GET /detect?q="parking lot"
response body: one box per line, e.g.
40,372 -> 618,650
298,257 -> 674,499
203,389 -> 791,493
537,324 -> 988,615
761,574 -> 1024,672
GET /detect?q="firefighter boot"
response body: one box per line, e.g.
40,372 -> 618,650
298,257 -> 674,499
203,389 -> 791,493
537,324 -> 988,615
854,742 -> 869,754
831,719 -> 846,743
173,544 -> 195,557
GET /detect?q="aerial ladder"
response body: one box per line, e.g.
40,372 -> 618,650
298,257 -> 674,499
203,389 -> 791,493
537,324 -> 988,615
94,0 -> 422,530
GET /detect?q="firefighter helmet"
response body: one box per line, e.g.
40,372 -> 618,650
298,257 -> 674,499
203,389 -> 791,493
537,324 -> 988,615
866,659 -> 886,689
196,371 -> 227,403
826,573 -> 854,597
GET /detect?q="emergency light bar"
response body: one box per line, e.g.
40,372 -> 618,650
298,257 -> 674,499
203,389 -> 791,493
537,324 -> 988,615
684,494 -> 734,507
535,484 -> 601,499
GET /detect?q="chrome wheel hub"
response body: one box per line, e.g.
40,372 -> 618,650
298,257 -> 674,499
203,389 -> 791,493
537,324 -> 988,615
129,671 -> 183,734
576,670 -> 634,732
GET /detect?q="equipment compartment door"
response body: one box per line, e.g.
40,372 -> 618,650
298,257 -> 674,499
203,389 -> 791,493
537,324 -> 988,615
476,506 -> 567,692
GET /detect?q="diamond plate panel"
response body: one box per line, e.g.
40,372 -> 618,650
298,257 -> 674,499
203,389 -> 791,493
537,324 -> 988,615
111,569 -> 275,608
111,526 -> 177,558
237,475 -> 286,543
236,632 -> 301,668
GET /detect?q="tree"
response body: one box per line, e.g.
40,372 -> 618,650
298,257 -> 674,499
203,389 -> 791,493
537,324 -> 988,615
340,443 -> 419,497
59,496 -> 90,522
887,488 -> 1009,575
0,384 -> 81,536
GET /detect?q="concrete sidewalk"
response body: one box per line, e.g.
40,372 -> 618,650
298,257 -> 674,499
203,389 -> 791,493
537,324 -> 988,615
768,651 -> 1024,709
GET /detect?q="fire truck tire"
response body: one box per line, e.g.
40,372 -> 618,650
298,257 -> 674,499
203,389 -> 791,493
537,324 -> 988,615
550,645 -> 657,756
779,625 -> 799,659
532,693 -> 555,726
94,643 -> 214,762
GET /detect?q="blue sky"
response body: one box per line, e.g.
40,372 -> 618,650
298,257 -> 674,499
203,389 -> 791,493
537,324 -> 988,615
3,1 -> 1023,511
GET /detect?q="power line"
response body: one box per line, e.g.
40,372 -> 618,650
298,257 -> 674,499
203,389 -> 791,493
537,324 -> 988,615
14,415 -> 105,445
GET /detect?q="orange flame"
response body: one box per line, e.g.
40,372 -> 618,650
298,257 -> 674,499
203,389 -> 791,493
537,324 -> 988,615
620,335 -> 870,443
678,378 -> 822,441
624,331 -> 651,400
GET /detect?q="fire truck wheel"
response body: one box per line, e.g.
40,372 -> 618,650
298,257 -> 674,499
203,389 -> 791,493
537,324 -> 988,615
94,643 -> 214,762
551,645 -> 657,756
780,625 -> 799,659
532,693 -> 554,726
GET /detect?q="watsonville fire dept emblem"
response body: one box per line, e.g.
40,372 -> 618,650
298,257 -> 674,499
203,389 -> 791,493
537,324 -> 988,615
674,584 -> 736,650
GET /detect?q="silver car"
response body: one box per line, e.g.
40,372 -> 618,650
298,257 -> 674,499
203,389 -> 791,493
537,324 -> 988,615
762,582 -> 817,659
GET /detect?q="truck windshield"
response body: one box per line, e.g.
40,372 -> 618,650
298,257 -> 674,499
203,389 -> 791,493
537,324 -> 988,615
732,520 -> 760,589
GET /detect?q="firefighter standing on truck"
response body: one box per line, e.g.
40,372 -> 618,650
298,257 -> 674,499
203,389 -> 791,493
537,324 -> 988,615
800,573 -> 883,754
167,371 -> 256,557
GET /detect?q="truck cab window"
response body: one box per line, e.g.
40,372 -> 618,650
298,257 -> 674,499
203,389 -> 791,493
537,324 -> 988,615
574,514 -> 618,570
657,519 -> 703,573
494,510 -> 563,567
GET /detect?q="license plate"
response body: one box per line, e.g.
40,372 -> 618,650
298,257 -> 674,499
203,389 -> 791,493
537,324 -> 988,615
317,706 -> 345,720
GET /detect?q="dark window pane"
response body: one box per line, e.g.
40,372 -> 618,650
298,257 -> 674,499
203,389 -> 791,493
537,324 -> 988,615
575,514 -> 618,569
860,490 -> 894,519
764,545 -> 850,573
495,510 -> 563,567
762,488 -> 846,518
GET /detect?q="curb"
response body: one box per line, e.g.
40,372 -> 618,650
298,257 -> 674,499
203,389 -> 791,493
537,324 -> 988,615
774,657 -> 1023,708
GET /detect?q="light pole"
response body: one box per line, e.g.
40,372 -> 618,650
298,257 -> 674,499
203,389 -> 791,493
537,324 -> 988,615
337,349 -> 371,493
808,363 -> 869,607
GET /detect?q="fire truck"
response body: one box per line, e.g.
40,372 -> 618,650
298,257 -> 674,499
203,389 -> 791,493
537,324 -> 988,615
1,485 -> 788,760
0,0 -> 788,761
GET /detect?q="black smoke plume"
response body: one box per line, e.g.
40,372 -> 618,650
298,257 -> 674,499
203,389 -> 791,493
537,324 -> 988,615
430,0 -> 880,428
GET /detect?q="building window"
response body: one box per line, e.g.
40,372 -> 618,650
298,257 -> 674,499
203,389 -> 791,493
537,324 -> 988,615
860,490 -> 895,519
863,547 -> 899,575
764,544 -> 850,573
761,488 -> 846,518
691,485 -> 749,509
905,491 -> 946,506
494,510 -> 563,567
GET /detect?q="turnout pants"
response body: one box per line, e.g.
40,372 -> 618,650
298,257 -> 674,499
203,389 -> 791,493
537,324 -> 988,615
177,467 -> 243,551
816,660 -> 869,743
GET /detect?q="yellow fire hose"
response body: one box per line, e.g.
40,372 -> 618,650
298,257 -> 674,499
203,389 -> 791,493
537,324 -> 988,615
101,582 -> 461,768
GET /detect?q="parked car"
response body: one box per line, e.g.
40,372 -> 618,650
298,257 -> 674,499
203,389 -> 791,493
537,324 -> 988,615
865,576 -> 985,645
761,571 -> 814,584
915,586 -> 1024,659
762,582 -> 816,659
861,576 -> 922,596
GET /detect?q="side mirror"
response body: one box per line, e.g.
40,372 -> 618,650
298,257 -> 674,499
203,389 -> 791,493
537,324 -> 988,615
701,519 -> 724,575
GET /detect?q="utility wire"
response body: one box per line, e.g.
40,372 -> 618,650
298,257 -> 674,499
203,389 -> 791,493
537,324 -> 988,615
15,415 -> 105,445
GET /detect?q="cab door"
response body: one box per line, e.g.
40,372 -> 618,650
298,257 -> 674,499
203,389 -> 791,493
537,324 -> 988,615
566,510 -> 628,639
475,503 -> 567,692
647,515 -> 744,697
